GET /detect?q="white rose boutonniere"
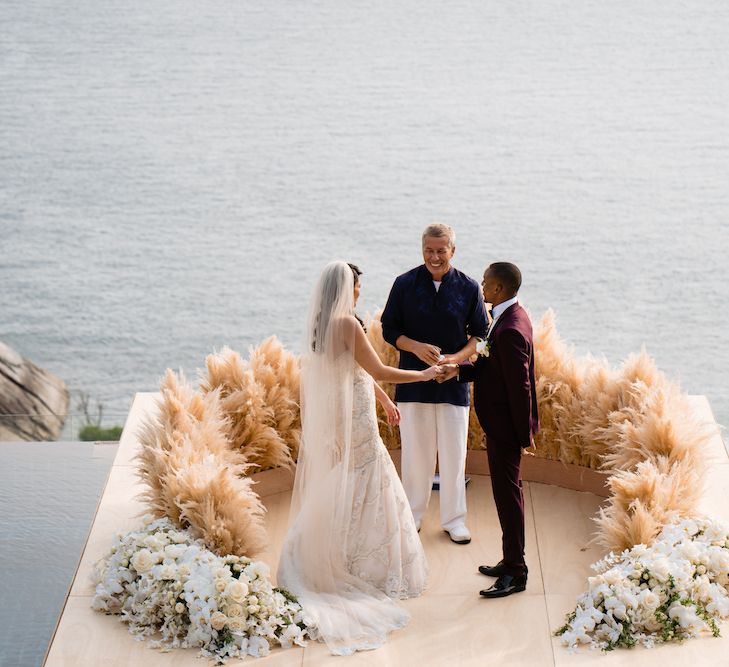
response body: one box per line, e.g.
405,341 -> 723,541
469,337 -> 491,362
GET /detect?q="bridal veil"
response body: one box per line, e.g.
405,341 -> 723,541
277,261 -> 410,655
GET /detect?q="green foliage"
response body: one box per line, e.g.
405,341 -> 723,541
79,424 -> 124,441
554,611 -> 577,637
75,390 -> 124,441
273,586 -> 299,605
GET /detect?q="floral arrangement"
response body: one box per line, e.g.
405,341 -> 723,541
92,516 -> 312,662
556,515 -> 729,651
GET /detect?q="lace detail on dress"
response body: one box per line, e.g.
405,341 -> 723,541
346,367 -> 428,599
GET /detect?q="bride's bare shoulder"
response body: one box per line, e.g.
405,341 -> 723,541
332,314 -> 359,332
330,316 -> 366,348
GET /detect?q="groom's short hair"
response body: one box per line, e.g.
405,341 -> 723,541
488,262 -> 522,295
422,223 -> 455,248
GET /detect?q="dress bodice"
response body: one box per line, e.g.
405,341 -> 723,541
350,366 -> 381,464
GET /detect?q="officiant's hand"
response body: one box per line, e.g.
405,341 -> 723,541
439,354 -> 460,365
436,364 -> 459,383
412,342 -> 442,365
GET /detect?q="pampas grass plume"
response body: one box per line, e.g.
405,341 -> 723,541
137,369 -> 267,557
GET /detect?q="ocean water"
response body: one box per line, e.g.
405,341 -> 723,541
1,0 -> 728,436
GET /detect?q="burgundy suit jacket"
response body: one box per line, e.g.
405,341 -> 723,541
458,302 -> 539,448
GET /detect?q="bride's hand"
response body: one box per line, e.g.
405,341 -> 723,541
380,397 -> 401,426
420,364 -> 444,382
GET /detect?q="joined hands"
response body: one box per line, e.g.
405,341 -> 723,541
436,363 -> 459,383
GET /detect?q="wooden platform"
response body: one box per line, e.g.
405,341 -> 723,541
44,394 -> 729,666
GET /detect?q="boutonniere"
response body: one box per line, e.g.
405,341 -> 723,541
469,337 -> 491,363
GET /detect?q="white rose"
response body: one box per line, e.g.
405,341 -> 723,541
648,557 -> 670,582
215,579 -> 227,593
143,535 -> 162,551
164,544 -> 187,560
226,580 -> 249,601
210,611 -> 228,630
175,602 -> 186,614
226,603 -> 244,617
603,569 -> 623,586
131,549 -> 154,573
475,339 -> 490,357
639,589 -> 659,608
228,617 -> 244,633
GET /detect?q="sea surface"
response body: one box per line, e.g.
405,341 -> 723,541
2,0 -> 728,437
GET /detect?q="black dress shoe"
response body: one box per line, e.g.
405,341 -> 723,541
478,561 -> 509,577
479,574 -> 527,598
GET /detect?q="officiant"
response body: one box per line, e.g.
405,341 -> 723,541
381,223 -> 488,544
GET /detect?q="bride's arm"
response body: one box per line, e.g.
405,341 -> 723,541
351,318 -> 441,383
373,381 -> 401,425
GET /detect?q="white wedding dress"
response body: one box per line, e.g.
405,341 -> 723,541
277,363 -> 427,655
345,365 -> 427,598
277,260 -> 427,655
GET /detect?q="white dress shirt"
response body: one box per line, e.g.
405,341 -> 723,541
487,296 -> 519,338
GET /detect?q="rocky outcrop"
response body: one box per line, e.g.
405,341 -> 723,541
0,341 -> 69,441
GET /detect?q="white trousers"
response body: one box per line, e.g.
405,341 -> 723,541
398,402 -> 469,531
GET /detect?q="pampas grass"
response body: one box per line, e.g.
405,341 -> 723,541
137,370 -> 267,557
365,314 -> 401,449
136,310 -> 716,557
533,310 -> 715,551
200,338 -> 300,471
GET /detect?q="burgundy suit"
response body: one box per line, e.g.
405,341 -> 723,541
458,302 -> 539,576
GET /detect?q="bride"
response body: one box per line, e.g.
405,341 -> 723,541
277,260 -> 440,655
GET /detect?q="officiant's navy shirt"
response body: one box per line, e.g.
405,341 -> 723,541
381,265 -> 488,406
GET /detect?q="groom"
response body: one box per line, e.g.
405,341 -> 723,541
442,262 -> 539,597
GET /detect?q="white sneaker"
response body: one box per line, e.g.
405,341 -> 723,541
445,526 -> 471,544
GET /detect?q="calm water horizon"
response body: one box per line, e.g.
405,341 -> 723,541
2,1 -> 728,436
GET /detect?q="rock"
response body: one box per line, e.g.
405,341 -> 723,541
0,341 -> 69,441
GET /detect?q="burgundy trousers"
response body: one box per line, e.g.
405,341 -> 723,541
486,435 -> 527,577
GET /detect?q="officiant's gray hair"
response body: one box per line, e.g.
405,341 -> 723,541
422,223 -> 455,248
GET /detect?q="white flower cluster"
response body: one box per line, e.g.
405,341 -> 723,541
92,516 -> 311,662
557,515 -> 729,651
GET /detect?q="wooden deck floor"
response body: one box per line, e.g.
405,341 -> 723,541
45,393 -> 729,666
